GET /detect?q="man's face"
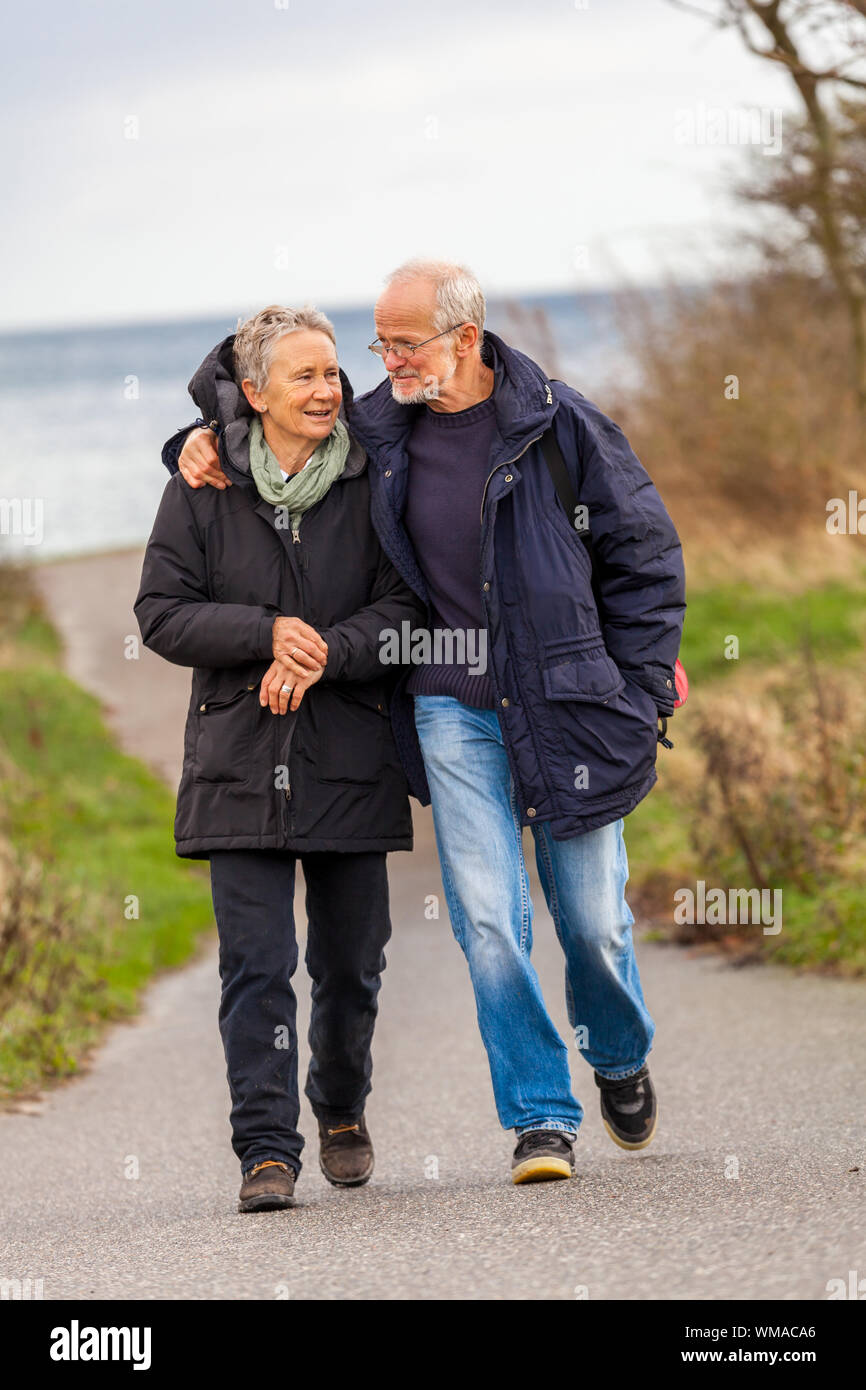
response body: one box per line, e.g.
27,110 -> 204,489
373,280 -> 458,405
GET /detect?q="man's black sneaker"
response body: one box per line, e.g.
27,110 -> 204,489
318,1116 -> 374,1187
511,1129 -> 576,1184
594,1064 -> 658,1150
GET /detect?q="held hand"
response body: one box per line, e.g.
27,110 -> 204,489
260,659 -> 325,714
272,616 -> 328,677
178,427 -> 230,490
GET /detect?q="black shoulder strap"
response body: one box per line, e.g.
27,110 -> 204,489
541,429 -> 596,574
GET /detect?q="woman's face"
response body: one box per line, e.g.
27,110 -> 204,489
245,329 -> 342,442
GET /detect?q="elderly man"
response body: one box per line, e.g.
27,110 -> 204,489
167,261 -> 686,1186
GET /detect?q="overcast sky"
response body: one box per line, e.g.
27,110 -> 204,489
0,0 -> 793,330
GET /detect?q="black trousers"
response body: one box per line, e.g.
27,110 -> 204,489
209,849 -> 392,1177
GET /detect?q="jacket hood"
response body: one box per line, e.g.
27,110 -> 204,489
186,334 -> 363,481
346,330 -> 557,456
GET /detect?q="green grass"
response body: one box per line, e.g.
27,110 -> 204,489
764,880 -> 866,975
677,577 -> 866,686
625,783 -> 693,892
14,605 -> 63,662
0,570 -> 213,1098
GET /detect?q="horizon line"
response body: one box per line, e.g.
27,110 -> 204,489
0,280 -> 678,340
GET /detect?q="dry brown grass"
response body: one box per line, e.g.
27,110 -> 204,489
604,273 -> 865,586
677,648 -> 866,957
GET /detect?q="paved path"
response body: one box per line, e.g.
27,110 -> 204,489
0,549 -> 862,1300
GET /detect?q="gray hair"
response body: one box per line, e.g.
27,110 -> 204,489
383,259 -> 486,344
233,304 -> 336,392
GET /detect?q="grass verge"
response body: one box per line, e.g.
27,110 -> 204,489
0,564 -> 214,1100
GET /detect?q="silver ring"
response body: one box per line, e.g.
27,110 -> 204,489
290,647 -> 300,660
280,684 -> 293,695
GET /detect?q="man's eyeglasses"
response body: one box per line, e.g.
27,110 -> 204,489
368,323 -> 465,361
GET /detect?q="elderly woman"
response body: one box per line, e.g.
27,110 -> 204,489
135,306 -> 425,1213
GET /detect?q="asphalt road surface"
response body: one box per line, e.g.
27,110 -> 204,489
0,549 -> 862,1301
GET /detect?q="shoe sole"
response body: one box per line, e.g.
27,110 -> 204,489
319,1157 -> 374,1188
511,1156 -> 574,1184
237,1193 -> 296,1213
602,1113 -> 658,1151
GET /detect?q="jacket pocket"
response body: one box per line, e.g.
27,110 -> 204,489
316,686 -> 388,785
192,686 -> 256,783
541,634 -> 626,704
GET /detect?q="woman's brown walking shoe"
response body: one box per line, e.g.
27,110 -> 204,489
237,1160 -> 296,1213
318,1117 -> 374,1187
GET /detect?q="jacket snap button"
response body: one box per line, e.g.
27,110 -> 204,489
504,473 -> 513,482
666,678 -> 672,687
199,704 -> 207,712
384,469 -> 392,477
501,697 -> 510,707
527,807 -> 536,818
247,684 -> 256,690
483,581 -> 490,592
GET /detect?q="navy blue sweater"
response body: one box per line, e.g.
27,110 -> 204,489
403,396 -> 497,709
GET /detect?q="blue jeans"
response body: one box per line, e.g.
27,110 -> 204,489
413,695 -> 655,1136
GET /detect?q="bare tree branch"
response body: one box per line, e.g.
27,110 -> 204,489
666,0 -> 866,405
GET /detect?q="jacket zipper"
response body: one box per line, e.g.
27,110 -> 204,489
279,713 -> 300,835
280,519 -> 307,836
479,434 -> 544,819
479,434 -> 543,522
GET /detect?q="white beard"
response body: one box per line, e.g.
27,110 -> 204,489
390,353 -> 458,405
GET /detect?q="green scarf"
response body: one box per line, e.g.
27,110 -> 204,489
247,413 -> 350,532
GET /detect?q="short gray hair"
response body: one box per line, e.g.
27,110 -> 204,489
383,259 -> 486,344
233,304 -> 336,392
